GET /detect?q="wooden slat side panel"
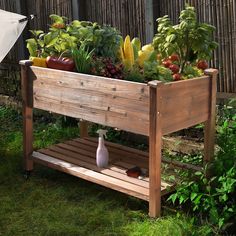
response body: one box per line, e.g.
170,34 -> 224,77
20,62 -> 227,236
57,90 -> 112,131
30,67 -> 149,136
161,77 -> 211,135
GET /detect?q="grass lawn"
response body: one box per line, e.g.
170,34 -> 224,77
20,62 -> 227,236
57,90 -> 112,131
0,106 -> 212,236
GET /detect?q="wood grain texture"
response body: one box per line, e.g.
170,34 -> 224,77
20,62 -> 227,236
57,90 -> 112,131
31,67 -> 149,135
161,77 -> 211,135
79,120 -> 88,138
26,66 -> 216,216
21,64 -> 33,171
85,0 -> 147,44
148,82 -> 163,217
204,69 -> 218,162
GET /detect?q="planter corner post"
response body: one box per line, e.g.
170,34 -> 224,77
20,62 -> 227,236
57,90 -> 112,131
148,80 -> 163,217
203,69 -> 218,163
20,60 -> 34,171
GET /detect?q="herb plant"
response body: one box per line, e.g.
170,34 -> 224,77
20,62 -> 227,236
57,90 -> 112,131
72,44 -> 94,74
67,21 -> 122,59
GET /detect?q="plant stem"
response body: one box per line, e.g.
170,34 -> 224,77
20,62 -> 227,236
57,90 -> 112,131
180,30 -> 190,73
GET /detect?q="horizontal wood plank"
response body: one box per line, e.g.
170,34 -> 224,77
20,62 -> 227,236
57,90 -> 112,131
30,67 -> 149,100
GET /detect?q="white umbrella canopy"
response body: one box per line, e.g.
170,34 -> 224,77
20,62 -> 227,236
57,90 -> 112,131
0,9 -> 28,63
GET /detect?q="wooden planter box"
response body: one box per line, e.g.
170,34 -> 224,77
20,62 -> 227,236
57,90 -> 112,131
20,60 -> 218,217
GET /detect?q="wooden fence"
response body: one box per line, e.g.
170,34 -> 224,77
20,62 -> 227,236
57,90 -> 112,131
0,0 -> 235,96
84,0 -> 153,44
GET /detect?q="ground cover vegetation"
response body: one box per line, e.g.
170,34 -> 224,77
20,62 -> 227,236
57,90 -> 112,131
0,103 -> 235,235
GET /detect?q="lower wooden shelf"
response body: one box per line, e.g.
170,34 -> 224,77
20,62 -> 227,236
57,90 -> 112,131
32,137 -> 175,201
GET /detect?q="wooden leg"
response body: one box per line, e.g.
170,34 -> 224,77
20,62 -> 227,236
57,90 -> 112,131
204,69 -> 217,163
23,106 -> 33,171
79,120 -> 89,138
149,133 -> 162,217
204,118 -> 216,163
148,80 -> 163,217
21,61 -> 34,171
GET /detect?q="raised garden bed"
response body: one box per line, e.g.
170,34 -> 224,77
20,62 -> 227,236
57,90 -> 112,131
20,60 -> 217,217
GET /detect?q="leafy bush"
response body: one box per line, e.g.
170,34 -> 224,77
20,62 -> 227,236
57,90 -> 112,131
153,5 -> 218,72
26,15 -> 122,60
215,100 -> 236,176
168,103 -> 236,232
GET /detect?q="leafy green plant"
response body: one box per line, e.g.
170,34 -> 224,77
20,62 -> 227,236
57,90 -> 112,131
67,20 -> 122,59
72,44 -> 94,74
26,15 -> 77,58
153,5 -> 218,72
168,166 -> 236,230
143,59 -> 173,82
27,15 -> 122,61
215,101 -> 236,176
125,67 -> 145,82
43,15 -> 77,56
26,30 -> 47,57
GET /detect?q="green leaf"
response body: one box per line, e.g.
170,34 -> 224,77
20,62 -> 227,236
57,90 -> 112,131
218,218 -> 224,229
209,207 -> 219,224
26,42 -> 37,57
190,192 -> 197,201
29,30 -> 44,37
193,194 -> 202,205
167,193 -> 178,204
50,14 -> 65,24
71,20 -> 82,28
179,195 -> 188,204
166,34 -> 176,43
179,21 -> 188,29
195,171 -> 203,176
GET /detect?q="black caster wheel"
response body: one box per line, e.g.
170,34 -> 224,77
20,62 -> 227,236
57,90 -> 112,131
23,170 -> 32,180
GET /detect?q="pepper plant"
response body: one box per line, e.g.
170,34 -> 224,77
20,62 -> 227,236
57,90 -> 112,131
153,5 -> 218,73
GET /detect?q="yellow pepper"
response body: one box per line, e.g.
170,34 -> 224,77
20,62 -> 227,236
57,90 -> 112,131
123,35 -> 134,70
30,57 -> 47,67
